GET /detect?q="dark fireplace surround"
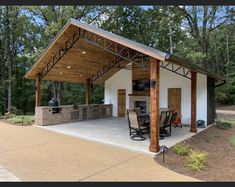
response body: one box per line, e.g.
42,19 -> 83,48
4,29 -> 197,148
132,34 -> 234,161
129,95 -> 150,114
134,101 -> 147,114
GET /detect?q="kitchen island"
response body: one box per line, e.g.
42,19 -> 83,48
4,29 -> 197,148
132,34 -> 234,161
35,104 -> 112,126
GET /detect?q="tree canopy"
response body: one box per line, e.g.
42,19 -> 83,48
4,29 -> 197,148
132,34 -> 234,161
0,5 -> 234,115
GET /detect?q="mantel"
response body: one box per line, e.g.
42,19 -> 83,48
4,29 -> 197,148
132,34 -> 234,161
128,90 -> 150,96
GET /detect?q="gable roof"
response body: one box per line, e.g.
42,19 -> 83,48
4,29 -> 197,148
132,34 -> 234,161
25,18 -> 225,82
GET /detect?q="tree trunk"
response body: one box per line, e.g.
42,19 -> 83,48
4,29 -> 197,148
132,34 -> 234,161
53,81 -> 62,104
0,55 -> 5,113
226,34 -> 230,80
214,33 -> 219,73
167,6 -> 173,54
6,6 -> 12,113
23,79 -> 26,115
180,6 -> 221,69
7,56 -> 12,113
53,81 -> 57,100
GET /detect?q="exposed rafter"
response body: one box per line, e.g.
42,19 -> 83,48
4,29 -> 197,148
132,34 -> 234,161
39,28 -> 146,83
79,31 -> 150,83
81,32 -> 141,63
80,31 -> 192,82
90,56 -> 191,83
91,57 -> 125,83
89,54 -> 149,83
160,61 -> 191,80
39,28 -> 191,83
40,28 -> 85,80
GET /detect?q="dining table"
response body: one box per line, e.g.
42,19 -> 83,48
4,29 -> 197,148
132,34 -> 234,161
138,111 -> 168,140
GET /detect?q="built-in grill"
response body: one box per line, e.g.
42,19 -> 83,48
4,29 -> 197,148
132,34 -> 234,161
48,98 -> 60,113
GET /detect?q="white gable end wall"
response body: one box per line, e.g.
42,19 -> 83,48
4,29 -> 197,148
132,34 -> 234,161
160,68 -> 207,125
104,69 -> 132,117
104,67 -> 207,125
160,68 -> 191,124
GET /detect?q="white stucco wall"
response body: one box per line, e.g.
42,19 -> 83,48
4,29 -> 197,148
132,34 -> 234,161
159,68 -> 207,125
197,73 -> 207,125
104,69 -> 132,117
159,67 -> 191,124
104,66 -> 207,125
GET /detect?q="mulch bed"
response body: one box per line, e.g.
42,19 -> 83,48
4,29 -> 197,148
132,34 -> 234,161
154,125 -> 235,181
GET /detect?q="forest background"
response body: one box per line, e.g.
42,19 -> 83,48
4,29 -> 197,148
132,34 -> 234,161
0,6 -> 234,114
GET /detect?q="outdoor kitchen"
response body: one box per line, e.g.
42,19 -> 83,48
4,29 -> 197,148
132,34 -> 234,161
35,104 -> 112,126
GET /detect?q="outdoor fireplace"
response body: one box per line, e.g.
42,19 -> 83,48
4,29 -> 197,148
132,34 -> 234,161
129,96 -> 150,114
134,101 -> 147,114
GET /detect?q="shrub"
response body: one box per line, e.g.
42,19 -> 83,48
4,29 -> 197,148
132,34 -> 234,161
3,112 -> 15,119
216,120 -> 232,130
173,142 -> 190,156
186,149 -> 208,172
8,115 -> 34,125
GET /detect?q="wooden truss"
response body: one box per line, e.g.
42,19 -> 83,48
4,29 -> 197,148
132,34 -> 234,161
160,61 -> 191,80
39,28 -> 191,82
80,31 -> 192,82
40,28 -> 85,80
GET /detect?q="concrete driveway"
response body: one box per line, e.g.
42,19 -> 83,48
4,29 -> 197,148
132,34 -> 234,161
0,121 -> 199,181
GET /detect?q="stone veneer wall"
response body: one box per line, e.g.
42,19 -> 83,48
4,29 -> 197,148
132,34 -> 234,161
35,104 -> 112,126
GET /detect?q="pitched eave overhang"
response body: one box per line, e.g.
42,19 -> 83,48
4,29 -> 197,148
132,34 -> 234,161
24,19 -> 73,79
25,18 -> 225,82
70,19 -> 167,61
165,54 -> 226,81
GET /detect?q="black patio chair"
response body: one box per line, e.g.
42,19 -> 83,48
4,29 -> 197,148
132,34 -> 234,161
127,110 -> 149,141
159,111 -> 170,137
134,107 -> 150,125
160,110 -> 178,137
159,111 -> 168,139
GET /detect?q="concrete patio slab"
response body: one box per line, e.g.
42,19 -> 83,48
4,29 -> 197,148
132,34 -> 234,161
0,121 -> 199,181
41,117 -> 205,154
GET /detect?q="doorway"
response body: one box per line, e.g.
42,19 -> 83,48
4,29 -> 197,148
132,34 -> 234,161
168,88 -> 182,115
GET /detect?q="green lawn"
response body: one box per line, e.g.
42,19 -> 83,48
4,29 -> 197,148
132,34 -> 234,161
7,115 -> 34,125
225,119 -> 235,147
231,135 -> 235,147
224,119 -> 235,125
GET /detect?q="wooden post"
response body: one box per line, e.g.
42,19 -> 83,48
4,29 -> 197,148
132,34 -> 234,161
35,73 -> 41,107
86,78 -> 91,105
190,71 -> 197,133
149,58 -> 160,153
